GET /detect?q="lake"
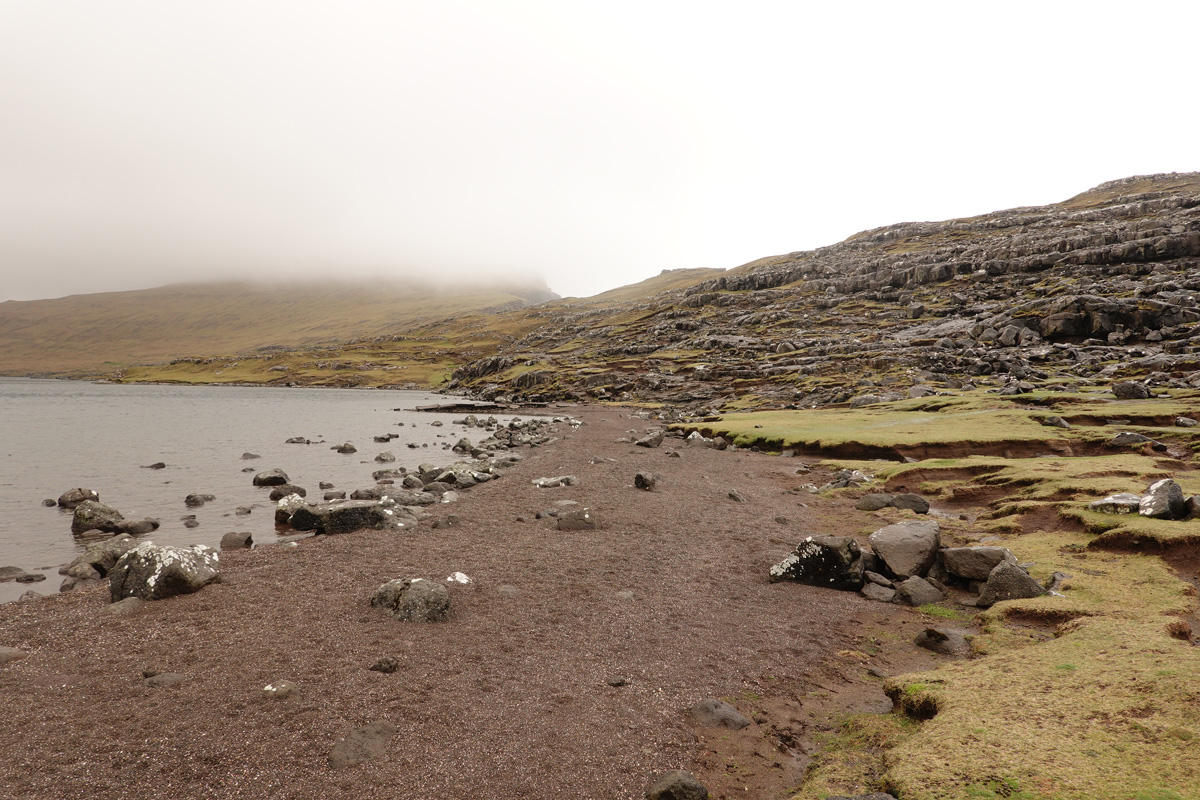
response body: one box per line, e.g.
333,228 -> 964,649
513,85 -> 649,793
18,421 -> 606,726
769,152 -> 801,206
0,378 -> 502,603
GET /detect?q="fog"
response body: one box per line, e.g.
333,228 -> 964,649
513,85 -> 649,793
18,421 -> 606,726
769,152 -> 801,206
2,1 -> 1197,302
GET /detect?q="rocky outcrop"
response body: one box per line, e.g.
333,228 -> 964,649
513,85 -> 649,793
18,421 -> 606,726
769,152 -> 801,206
109,543 -> 221,602
370,578 -> 450,622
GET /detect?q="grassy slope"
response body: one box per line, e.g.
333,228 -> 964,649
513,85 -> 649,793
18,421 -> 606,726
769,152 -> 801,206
0,281 -> 547,375
681,391 -> 1200,799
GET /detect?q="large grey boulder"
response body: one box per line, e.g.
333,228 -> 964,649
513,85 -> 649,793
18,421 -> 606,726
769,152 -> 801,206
855,493 -> 894,511
371,578 -> 450,622
1088,493 -> 1143,514
941,546 -> 1017,581
288,500 -> 418,534
891,493 -> 930,514
59,534 -> 138,578
645,770 -> 708,800
1112,381 -> 1150,399
70,500 -> 125,535
689,698 -> 751,730
868,520 -> 940,578
252,469 -> 290,487
109,543 -> 221,602
975,561 -> 1047,608
1139,479 -> 1187,520
57,488 -> 99,509
768,536 -> 865,591
894,576 -> 945,606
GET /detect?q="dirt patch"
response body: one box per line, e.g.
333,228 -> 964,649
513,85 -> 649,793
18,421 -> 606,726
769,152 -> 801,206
0,405 -> 932,800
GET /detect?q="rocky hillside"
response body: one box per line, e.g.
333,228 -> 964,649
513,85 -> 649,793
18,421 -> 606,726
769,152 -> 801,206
450,172 -> 1200,412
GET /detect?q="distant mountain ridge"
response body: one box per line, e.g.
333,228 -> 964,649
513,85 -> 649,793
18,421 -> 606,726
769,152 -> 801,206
0,279 -> 559,375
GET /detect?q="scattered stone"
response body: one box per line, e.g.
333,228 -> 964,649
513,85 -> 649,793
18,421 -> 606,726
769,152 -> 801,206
261,680 -> 299,698
533,475 -> 579,488
0,566 -> 42,583
144,672 -> 188,688
42,499 -> 56,507
18,590 -> 41,602
371,578 -> 451,622
894,576 -> 945,606
332,443 -> 357,454
868,520 -> 940,578
285,437 -> 310,444
690,698 -> 752,730
369,657 -> 400,674
1176,417 -> 1199,428
860,583 -> 896,603
105,597 -> 144,617
116,518 -> 160,535
769,536 -> 865,591
289,499 -> 419,534
635,431 -> 665,448
375,451 -> 396,463
1042,416 -> 1071,429
975,561 -> 1047,608
606,676 -> 630,687
634,472 -> 658,491
855,494 -> 894,511
1110,432 -> 1153,446
253,469 -> 290,487
184,493 -> 216,507
109,543 -> 221,602
1139,478 -> 1187,520
727,488 -> 746,502
60,534 -> 137,579
1112,381 -> 1150,399
941,546 -> 1018,581
446,571 -> 471,584
1088,493 -> 1143,515
556,508 -> 602,531
235,506 -> 252,516
70,500 -> 125,535
182,516 -> 199,529
220,531 -> 253,550
645,770 -> 708,800
268,484 -> 307,501
915,627 -> 969,656
57,488 -> 99,509
328,721 -> 397,769
0,646 -> 28,666
241,452 -> 261,460
431,515 -> 461,529
891,493 -> 930,514
142,462 -> 167,469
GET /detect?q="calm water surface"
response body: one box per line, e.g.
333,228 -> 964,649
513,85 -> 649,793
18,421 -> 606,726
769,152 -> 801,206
0,379 -> 498,602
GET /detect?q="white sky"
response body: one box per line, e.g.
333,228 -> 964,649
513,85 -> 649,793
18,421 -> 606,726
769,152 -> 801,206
2,1 -> 1197,301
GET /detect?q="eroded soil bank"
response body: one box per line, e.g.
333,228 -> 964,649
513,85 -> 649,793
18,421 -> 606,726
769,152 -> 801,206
0,405 -> 941,800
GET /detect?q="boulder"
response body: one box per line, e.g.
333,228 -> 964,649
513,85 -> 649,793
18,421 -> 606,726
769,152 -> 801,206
975,561 -> 1047,608
634,473 -> 658,491
109,543 -> 221,602
635,431 -> 665,448
941,546 -> 1017,581
289,500 -> 418,534
646,770 -> 708,800
268,484 -> 307,501
375,451 -> 396,463
855,493 -> 894,511
220,531 -> 253,550
274,493 -> 307,525
868,520 -> 940,578
894,576 -> 945,606
914,627 -> 969,656
371,578 -> 450,622
689,698 -> 751,730
860,583 -> 896,603
1112,381 -> 1150,399
57,488 -> 99,509
1139,478 -> 1187,520
1088,492 -> 1143,514
768,536 -> 865,591
557,508 -> 602,531
332,443 -> 357,454
1110,432 -> 1152,446
891,493 -> 930,514
70,500 -> 125,535
116,518 -> 159,535
253,469 -> 290,487
60,534 -> 138,578
184,493 -> 215,507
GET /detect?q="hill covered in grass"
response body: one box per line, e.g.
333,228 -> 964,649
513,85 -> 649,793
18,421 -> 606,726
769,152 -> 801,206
0,279 -> 558,376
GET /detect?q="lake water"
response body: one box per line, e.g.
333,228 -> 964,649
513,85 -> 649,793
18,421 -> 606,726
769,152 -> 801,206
0,378 -> 502,603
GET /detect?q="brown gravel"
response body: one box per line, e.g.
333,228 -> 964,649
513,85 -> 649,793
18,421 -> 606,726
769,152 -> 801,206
0,406 -> 933,800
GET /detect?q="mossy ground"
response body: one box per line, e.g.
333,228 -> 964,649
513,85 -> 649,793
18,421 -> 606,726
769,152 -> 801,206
710,400 -> 1200,799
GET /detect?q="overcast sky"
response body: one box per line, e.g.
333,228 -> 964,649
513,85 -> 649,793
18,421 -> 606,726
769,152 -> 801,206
2,1 -> 1197,302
